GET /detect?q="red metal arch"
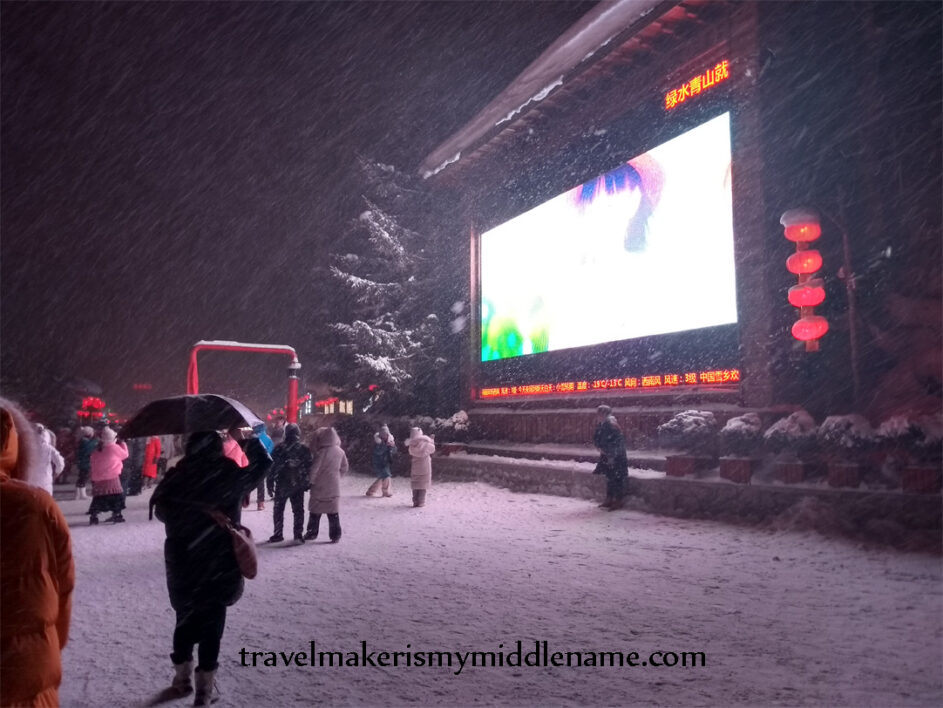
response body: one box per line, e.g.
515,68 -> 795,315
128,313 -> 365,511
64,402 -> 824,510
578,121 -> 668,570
186,340 -> 301,423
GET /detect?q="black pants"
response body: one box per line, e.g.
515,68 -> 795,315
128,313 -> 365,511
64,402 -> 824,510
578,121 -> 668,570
273,491 -> 305,538
606,475 -> 627,501
171,604 -> 227,671
306,513 -> 341,542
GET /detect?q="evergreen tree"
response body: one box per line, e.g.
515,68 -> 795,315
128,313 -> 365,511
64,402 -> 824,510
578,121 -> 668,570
325,158 -> 452,414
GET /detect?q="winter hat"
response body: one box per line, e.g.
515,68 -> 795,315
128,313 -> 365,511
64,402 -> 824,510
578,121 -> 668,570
379,424 -> 390,435
100,427 -> 117,444
409,427 -> 422,439
596,405 -> 612,416
80,426 -> 95,438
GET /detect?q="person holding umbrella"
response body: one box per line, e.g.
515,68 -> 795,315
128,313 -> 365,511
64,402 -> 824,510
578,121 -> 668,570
129,394 -> 272,705
150,429 -> 271,705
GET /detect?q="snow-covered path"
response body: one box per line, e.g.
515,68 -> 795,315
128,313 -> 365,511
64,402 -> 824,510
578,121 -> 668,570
58,474 -> 941,707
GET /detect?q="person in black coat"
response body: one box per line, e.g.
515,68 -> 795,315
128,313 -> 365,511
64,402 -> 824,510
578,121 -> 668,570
151,430 -> 271,705
592,405 -> 629,511
268,423 -> 313,544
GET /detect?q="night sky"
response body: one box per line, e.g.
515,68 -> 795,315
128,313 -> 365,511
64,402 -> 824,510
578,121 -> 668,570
1,1 -> 595,416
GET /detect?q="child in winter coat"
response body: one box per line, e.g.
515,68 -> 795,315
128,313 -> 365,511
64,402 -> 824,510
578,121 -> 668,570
407,427 -> 435,507
305,427 -> 348,542
365,424 -> 396,497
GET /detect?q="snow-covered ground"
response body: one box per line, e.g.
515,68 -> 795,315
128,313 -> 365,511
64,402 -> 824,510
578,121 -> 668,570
58,474 -> 941,707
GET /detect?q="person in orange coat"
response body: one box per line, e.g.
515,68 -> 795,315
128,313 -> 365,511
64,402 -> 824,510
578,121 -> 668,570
142,435 -> 161,489
0,396 -> 75,708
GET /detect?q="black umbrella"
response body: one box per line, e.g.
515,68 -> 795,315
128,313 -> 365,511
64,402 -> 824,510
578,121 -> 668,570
120,394 -> 264,438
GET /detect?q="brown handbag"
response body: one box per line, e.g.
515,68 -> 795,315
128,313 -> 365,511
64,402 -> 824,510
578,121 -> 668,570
209,510 -> 258,579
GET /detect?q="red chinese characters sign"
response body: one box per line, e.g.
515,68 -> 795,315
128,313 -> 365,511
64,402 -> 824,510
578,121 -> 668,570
480,369 -> 740,399
665,60 -> 730,110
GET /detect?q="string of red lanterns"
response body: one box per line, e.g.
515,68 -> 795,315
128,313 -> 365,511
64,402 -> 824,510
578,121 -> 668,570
781,208 -> 828,350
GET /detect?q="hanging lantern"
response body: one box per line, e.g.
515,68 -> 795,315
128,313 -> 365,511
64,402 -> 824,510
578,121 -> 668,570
788,279 -> 826,307
786,249 -> 823,274
780,208 -> 822,242
791,315 -> 829,341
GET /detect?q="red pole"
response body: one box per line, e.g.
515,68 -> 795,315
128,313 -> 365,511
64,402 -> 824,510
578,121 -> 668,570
186,349 -> 200,394
287,360 -> 301,423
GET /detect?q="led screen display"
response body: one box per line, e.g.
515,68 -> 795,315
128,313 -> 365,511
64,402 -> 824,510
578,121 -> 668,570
480,112 -> 737,362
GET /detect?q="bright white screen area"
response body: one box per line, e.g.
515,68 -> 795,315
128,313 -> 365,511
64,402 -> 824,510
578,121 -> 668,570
480,112 -> 737,362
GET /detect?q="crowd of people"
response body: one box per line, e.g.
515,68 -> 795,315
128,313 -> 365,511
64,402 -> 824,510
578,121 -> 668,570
1,393 -> 622,706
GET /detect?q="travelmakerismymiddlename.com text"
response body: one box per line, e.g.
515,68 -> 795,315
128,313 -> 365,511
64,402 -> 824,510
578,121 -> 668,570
239,641 -> 706,676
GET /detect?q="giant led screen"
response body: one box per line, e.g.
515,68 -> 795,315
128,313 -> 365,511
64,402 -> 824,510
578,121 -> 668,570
480,112 -> 737,362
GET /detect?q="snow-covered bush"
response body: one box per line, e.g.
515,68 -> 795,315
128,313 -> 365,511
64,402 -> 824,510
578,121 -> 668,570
763,410 -> 818,460
817,414 -> 875,461
719,412 -> 764,457
657,410 -> 718,455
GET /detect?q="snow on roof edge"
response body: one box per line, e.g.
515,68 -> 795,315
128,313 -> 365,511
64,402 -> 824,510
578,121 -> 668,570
419,0 -> 676,179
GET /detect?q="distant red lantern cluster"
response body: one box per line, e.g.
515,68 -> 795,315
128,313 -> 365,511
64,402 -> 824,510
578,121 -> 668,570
77,396 -> 107,420
781,208 -> 827,350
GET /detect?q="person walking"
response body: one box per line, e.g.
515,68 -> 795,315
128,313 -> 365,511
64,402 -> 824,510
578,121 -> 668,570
74,426 -> 96,500
88,427 -> 129,524
304,427 -> 348,543
592,405 -> 629,511
35,423 -> 65,496
365,424 -> 396,498
142,435 -> 162,490
151,430 -> 271,706
251,422 -> 275,503
1,397 -> 75,708
267,423 -> 313,544
407,427 -> 435,508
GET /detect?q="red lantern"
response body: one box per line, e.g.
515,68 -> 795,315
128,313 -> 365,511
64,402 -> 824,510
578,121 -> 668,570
784,222 -> 822,243
780,208 -> 821,242
786,249 -> 823,274
788,279 -> 826,307
791,315 -> 829,341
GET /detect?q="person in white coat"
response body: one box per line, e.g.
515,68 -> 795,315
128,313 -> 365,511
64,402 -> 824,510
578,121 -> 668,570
407,427 -> 435,508
35,424 -> 64,496
304,427 -> 348,543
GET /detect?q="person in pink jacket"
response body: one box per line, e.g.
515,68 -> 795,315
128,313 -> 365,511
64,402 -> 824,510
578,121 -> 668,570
87,427 -> 129,525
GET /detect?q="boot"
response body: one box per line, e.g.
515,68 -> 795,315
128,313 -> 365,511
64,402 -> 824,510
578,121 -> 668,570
303,513 -> 320,541
598,496 -> 613,509
171,660 -> 194,697
89,514 -> 99,525
365,479 -> 381,497
105,512 -> 125,523
328,514 -> 341,543
412,489 -> 426,507
412,490 -> 421,507
257,501 -> 265,511
607,495 -> 625,512
74,487 -> 83,501
381,478 -> 393,497
193,668 -> 219,706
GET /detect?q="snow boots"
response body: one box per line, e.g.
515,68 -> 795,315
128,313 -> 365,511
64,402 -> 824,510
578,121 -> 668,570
74,486 -> 87,501
193,668 -> 219,706
412,490 -> 426,507
171,660 -> 193,697
104,512 -> 125,523
303,513 -> 341,542
89,515 -> 99,525
381,478 -> 393,497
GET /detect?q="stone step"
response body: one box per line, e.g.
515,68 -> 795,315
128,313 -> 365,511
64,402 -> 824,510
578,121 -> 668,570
463,440 -> 677,471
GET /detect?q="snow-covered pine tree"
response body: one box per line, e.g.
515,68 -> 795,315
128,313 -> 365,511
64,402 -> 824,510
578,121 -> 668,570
325,157 -> 448,414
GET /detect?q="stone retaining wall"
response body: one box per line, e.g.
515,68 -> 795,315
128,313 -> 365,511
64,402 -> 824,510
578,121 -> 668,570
433,456 -> 942,550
